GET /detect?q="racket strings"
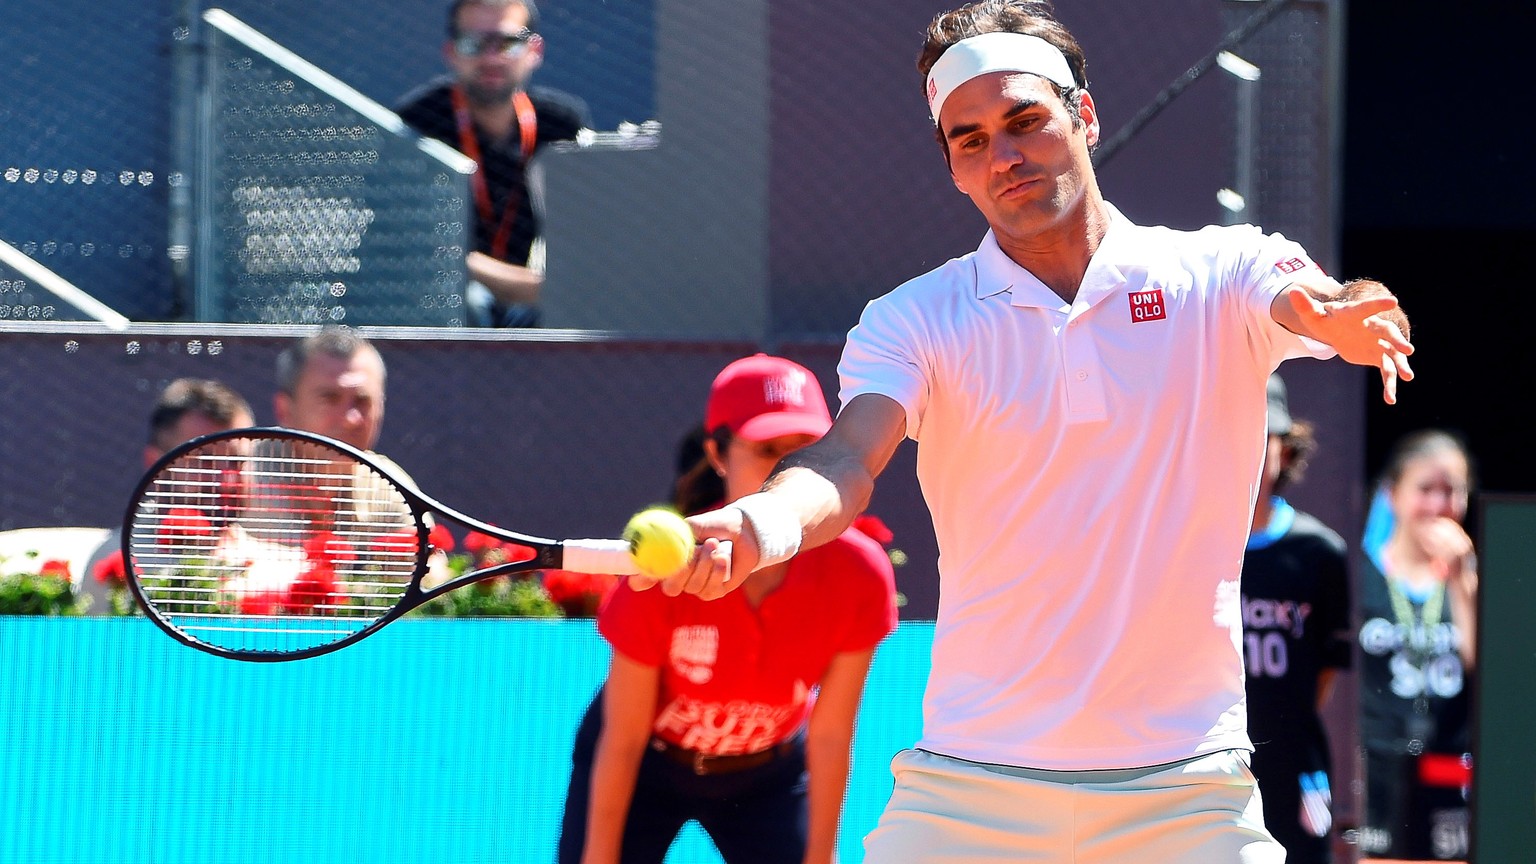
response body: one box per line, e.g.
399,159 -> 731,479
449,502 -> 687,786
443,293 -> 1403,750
130,435 -> 423,654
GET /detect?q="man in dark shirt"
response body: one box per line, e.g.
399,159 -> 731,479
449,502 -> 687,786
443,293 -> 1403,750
1241,373 -> 1353,864
396,0 -> 589,327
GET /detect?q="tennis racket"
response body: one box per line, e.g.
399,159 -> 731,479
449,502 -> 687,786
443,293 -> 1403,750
123,426 -> 639,661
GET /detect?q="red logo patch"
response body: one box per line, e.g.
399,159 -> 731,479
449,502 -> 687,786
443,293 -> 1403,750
1128,289 -> 1166,323
926,78 -> 938,108
1275,257 -> 1309,274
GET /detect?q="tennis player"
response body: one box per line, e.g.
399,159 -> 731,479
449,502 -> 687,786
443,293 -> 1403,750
646,1 -> 1414,861
558,354 -> 897,864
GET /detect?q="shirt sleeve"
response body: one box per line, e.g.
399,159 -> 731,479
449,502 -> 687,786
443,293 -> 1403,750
596,580 -> 669,667
1229,227 -> 1338,366
838,290 -> 931,440
531,86 -> 591,143
827,530 -> 899,652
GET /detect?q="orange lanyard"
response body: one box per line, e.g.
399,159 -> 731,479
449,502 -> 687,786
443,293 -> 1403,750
451,85 -> 537,260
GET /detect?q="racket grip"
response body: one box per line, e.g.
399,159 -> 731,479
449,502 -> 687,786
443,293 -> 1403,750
563,539 -> 641,575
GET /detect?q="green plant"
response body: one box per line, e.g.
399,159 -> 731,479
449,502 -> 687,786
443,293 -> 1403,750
406,526 -> 566,618
0,552 -> 89,616
414,574 -> 562,618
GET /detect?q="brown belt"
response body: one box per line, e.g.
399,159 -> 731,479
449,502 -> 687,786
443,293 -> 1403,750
649,737 -> 797,776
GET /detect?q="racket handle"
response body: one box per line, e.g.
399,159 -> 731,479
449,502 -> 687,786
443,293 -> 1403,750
562,539 -> 641,575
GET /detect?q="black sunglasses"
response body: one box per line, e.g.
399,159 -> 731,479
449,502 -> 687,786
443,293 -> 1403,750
452,29 -> 534,58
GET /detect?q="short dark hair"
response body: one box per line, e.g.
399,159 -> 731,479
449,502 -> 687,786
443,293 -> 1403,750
917,0 -> 1090,155
274,326 -> 385,396
148,378 -> 252,450
446,0 -> 540,37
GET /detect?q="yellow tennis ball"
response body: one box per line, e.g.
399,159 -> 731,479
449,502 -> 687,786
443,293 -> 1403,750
623,507 -> 696,578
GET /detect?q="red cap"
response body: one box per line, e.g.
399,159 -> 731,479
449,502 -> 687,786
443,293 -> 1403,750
705,354 -> 832,442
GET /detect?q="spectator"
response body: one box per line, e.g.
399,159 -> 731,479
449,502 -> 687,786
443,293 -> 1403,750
271,326 -> 429,553
396,0 -> 591,328
144,377 -> 256,465
1357,429 -> 1476,861
273,325 -> 388,455
85,378 -> 255,610
1241,373 -> 1351,864
654,1 -> 1414,859
557,354 -> 897,864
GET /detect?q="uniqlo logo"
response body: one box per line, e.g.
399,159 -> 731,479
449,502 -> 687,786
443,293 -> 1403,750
1128,289 -> 1166,323
1276,257 -> 1309,274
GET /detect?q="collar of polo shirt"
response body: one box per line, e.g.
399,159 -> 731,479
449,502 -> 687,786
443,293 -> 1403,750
926,32 -> 1078,125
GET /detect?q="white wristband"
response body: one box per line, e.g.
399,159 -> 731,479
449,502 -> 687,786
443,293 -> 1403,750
732,493 -> 802,570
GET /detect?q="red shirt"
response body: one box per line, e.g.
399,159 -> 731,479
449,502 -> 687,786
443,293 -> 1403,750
598,527 -> 898,755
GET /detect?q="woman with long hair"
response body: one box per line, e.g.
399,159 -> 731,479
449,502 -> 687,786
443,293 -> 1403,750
558,354 -> 898,864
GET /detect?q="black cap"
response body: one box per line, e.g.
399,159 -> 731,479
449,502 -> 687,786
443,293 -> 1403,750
1267,373 -> 1293,437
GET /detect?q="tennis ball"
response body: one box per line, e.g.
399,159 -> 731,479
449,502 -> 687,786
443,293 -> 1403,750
623,507 -> 696,578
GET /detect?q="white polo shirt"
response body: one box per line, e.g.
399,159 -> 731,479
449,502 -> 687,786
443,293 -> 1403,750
839,206 -> 1334,770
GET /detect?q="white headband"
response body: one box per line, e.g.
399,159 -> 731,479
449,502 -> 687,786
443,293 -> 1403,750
925,32 -> 1077,125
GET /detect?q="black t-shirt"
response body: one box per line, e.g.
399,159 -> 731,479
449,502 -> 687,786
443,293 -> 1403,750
395,77 -> 589,267
1356,553 -> 1471,757
1241,505 -> 1352,759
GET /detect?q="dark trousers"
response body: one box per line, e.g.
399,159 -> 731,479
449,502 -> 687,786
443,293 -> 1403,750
557,695 -> 809,864
1363,749 -> 1469,860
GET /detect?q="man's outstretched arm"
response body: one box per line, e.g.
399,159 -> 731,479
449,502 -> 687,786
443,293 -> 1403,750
1271,275 -> 1414,403
635,393 -> 908,600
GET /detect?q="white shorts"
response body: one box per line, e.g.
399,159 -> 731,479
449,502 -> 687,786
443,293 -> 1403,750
863,748 -> 1285,863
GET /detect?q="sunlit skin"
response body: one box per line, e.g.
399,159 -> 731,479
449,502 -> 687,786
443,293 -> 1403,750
581,428 -> 871,864
939,72 -> 1106,302
1385,449 -> 1473,582
273,349 -> 386,453
443,1 -> 547,307
705,432 -> 819,606
445,2 -> 542,113
646,60 -> 1414,604
1381,446 -> 1478,666
145,408 -> 254,468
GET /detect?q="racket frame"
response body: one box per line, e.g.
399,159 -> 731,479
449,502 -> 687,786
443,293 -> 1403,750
123,426 -> 590,661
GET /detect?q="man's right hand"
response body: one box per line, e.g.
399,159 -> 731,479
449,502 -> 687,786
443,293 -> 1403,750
626,506 -> 760,600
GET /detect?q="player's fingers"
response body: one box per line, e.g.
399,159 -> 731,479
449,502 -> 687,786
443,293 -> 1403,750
695,540 -> 735,601
676,537 -> 724,597
1369,316 -> 1414,355
654,544 -> 705,597
1341,294 -> 1400,316
626,572 -> 661,592
1379,353 -> 1400,405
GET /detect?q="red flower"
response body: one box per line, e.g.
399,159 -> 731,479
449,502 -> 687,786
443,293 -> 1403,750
304,531 -> 356,565
428,522 -> 456,553
542,569 -> 618,606
374,530 -> 420,558
502,543 -> 536,564
464,529 -> 535,567
464,530 -> 497,555
852,513 -> 895,545
285,563 -> 340,615
39,559 -> 72,581
157,507 -> 216,548
93,550 -> 126,585
238,591 -> 285,617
